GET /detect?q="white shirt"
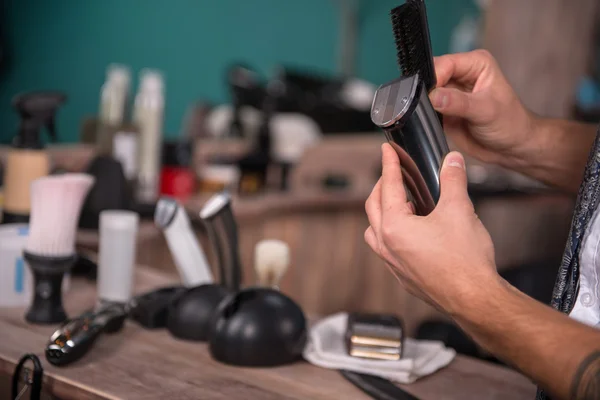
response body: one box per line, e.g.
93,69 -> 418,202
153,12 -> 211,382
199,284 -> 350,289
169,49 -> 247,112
571,204 -> 600,327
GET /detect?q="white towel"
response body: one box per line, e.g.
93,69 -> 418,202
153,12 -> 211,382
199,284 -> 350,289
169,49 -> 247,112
303,313 -> 456,384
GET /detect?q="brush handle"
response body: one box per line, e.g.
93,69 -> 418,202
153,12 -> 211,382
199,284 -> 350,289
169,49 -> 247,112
164,205 -> 213,286
24,252 -> 76,325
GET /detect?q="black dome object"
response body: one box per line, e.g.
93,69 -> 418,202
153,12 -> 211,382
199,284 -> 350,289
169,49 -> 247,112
166,284 -> 231,341
208,288 -> 307,367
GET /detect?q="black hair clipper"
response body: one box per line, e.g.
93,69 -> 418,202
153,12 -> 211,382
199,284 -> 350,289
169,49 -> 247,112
371,0 -> 449,216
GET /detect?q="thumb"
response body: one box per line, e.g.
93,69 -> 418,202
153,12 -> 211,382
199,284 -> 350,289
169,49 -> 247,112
430,87 -> 480,120
438,151 -> 472,209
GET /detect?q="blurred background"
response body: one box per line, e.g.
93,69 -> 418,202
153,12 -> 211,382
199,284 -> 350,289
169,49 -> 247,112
0,0 -> 599,365
0,0 -> 479,141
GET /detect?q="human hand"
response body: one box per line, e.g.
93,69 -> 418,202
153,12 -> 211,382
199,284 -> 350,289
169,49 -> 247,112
364,144 -> 500,314
430,50 -> 538,168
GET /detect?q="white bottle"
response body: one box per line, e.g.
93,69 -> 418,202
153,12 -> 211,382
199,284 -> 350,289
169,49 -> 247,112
133,69 -> 165,203
99,64 -> 130,126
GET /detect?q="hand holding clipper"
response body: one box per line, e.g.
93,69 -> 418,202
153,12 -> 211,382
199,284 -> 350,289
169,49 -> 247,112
371,0 -> 449,215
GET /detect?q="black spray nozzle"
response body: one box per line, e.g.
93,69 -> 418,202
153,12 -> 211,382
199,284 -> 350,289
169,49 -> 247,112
12,91 -> 67,148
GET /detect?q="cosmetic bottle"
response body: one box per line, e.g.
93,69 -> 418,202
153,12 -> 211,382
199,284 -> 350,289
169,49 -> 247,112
96,64 -> 131,153
159,139 -> 196,202
111,122 -> 140,186
2,91 -> 66,224
134,69 -> 165,204
99,64 -> 130,127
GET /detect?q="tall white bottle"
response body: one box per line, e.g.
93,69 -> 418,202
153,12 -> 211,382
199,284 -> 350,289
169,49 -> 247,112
99,64 -> 130,127
133,69 -> 165,203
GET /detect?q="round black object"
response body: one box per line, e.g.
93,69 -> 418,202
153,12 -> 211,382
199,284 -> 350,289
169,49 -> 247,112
167,284 -> 231,341
209,288 -> 307,367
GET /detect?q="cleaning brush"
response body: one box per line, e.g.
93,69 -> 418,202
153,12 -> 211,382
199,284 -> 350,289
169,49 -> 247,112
390,0 -> 436,91
26,174 -> 95,257
24,173 -> 95,324
254,239 -> 290,289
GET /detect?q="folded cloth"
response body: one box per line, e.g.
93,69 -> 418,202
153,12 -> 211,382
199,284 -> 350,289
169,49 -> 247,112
303,313 -> 456,384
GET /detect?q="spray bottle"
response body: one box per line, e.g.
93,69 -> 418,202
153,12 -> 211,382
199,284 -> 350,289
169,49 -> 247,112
2,91 -> 66,223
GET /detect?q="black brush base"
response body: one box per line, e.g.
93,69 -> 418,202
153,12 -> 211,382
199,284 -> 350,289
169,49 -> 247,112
2,211 -> 29,224
24,252 -> 77,325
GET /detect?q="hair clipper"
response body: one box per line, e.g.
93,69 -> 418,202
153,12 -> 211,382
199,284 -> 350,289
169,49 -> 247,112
371,0 -> 449,216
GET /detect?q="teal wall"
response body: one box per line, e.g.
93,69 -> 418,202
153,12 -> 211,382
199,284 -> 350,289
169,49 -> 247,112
0,0 -> 477,143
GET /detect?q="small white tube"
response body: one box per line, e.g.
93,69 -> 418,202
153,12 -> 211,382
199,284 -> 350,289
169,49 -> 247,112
97,210 -> 139,304
163,205 -> 213,286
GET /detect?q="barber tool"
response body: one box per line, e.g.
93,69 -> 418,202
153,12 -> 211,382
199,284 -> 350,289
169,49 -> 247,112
24,174 -> 94,324
155,197 -> 213,286
97,210 -> 139,305
166,192 -> 256,342
345,313 -> 405,361
254,239 -> 290,289
11,353 -> 44,400
199,191 -> 241,291
165,191 -> 241,342
166,193 -> 240,342
304,313 -> 455,385
208,239 -> 306,367
370,0 -> 449,215
340,371 -> 420,400
45,303 -> 127,366
45,286 -> 185,366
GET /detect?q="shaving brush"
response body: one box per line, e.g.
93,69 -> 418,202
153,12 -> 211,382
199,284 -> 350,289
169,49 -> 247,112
25,174 -> 94,324
254,239 -> 290,288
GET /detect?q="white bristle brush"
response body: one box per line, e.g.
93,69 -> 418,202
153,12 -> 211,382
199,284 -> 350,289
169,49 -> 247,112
26,173 -> 95,257
24,173 -> 94,324
254,239 -> 290,289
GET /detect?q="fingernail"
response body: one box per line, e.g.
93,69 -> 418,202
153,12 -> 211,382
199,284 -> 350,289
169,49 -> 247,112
444,152 -> 465,170
430,90 -> 447,109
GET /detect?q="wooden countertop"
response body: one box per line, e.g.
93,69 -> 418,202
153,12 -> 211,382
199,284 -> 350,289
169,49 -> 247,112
0,267 -> 536,400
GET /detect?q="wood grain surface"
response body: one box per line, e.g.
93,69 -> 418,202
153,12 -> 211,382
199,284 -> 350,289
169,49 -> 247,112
0,267 -> 536,400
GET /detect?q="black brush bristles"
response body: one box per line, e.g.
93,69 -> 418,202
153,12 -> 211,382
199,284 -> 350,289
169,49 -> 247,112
390,0 -> 437,92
